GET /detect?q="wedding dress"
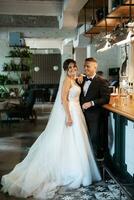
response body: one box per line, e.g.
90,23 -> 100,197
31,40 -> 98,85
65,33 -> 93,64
1,71 -> 101,199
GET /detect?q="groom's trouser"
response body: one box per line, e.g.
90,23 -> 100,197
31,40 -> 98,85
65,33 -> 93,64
84,110 -> 107,156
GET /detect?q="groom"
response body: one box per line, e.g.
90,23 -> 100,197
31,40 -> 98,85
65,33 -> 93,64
80,57 -> 110,161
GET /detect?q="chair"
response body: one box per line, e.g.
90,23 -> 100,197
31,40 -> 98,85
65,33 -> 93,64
34,89 -> 45,102
7,89 -> 36,121
34,89 -> 50,102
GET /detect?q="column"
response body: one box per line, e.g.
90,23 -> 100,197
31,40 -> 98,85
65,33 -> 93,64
74,47 -> 87,73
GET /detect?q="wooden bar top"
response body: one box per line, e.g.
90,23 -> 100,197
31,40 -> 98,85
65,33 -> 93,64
103,94 -> 134,121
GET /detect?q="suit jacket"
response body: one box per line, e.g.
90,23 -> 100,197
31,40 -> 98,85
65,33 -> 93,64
79,75 -> 110,120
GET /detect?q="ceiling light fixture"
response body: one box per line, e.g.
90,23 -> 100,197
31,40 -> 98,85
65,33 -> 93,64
115,30 -> 134,46
97,40 -> 112,52
90,0 -> 96,26
34,66 -> 40,72
53,66 -> 59,71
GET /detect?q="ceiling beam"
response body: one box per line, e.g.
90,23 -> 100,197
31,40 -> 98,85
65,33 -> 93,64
0,0 -> 62,16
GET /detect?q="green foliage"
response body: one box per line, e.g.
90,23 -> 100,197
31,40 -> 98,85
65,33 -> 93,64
3,46 -> 33,71
0,74 -> 8,85
0,85 -> 9,98
0,46 -> 33,98
9,47 -> 33,58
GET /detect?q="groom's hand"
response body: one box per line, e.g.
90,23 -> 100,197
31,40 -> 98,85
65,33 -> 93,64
82,102 -> 92,110
77,74 -> 84,84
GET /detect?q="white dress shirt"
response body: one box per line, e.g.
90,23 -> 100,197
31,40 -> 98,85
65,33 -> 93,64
83,80 -> 91,96
83,74 -> 96,96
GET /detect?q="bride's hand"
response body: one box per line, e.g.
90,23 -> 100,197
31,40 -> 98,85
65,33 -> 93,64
66,116 -> 73,126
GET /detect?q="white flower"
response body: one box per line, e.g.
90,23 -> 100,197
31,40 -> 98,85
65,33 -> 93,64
62,196 -> 74,200
79,187 -> 87,192
81,194 -> 90,200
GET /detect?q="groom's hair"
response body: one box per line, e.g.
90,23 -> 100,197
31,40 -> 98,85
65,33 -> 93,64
63,59 -> 76,71
85,57 -> 97,63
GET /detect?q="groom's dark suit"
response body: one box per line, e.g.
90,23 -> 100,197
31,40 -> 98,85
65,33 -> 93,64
80,74 -> 110,157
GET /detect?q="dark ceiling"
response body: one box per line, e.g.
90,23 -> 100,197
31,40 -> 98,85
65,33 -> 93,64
0,0 -> 62,27
86,0 -> 108,9
78,0 -> 108,26
0,0 -> 108,28
0,15 -> 59,27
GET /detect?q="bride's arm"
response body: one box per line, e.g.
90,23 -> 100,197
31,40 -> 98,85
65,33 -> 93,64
61,77 -> 73,126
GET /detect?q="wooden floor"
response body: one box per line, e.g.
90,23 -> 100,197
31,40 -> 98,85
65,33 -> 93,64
0,103 -> 128,200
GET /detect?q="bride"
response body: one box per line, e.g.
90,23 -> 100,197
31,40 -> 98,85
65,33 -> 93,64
1,59 -> 101,199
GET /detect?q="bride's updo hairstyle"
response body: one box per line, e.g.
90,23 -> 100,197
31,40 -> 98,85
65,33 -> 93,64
63,59 -> 76,71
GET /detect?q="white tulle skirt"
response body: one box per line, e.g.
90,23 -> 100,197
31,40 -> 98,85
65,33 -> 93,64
1,101 -> 101,199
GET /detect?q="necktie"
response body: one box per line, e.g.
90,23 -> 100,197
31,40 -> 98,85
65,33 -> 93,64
85,76 -> 92,81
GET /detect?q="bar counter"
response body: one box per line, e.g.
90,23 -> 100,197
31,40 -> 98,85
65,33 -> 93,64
103,95 -> 134,121
103,95 -> 134,183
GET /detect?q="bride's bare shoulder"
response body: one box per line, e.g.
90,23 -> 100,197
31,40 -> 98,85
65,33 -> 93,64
63,76 -> 71,86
